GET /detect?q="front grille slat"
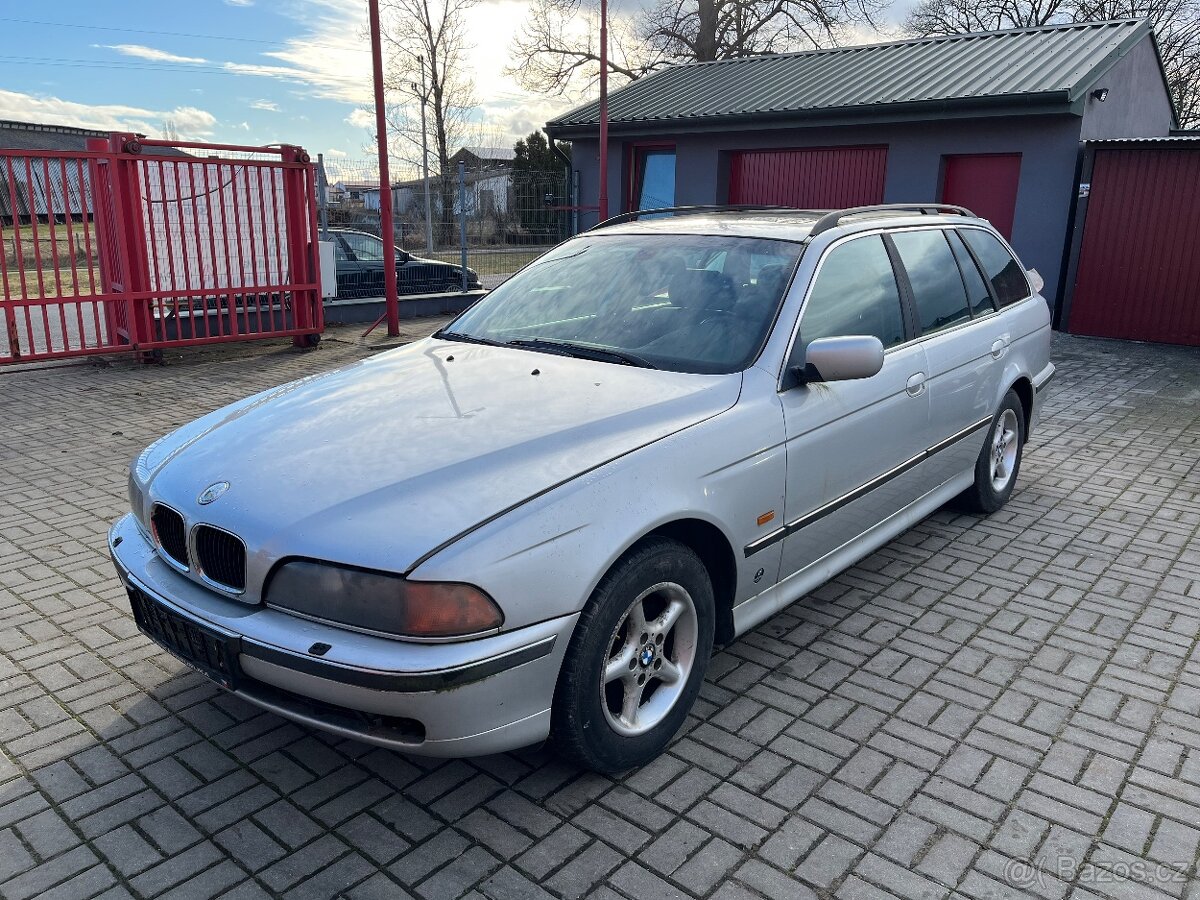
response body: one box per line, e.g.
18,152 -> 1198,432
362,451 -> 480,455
150,505 -> 188,568
194,525 -> 247,592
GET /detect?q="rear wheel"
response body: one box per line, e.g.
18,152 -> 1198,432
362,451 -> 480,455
551,538 -> 714,773
961,389 -> 1025,513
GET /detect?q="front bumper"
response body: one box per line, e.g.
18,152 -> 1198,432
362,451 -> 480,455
109,514 -> 576,756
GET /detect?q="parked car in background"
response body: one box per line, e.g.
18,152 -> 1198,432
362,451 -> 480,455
111,204 -> 1053,773
328,228 -> 480,298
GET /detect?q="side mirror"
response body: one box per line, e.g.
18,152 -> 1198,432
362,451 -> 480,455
796,335 -> 885,383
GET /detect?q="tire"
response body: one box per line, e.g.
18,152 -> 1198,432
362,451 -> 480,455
961,389 -> 1025,513
551,537 -> 715,773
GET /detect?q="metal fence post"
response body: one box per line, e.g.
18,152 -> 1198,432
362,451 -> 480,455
458,159 -> 468,293
316,153 -> 329,241
572,169 -> 580,237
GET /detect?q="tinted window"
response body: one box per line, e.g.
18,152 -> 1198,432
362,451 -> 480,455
961,229 -> 1029,307
947,231 -> 994,316
891,230 -> 971,335
800,235 -> 905,352
444,234 -> 801,375
343,232 -> 384,261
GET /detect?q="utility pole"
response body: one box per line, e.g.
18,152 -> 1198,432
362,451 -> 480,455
598,0 -> 609,223
413,57 -> 435,254
368,0 -> 400,336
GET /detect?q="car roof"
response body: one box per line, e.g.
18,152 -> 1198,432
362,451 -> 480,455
588,205 -> 990,242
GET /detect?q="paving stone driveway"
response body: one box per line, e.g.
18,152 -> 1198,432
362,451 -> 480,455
2,328 -> 1199,900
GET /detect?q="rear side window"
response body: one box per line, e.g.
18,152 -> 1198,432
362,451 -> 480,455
947,231 -> 995,316
800,235 -> 906,352
890,230 -> 971,335
960,229 -> 1030,307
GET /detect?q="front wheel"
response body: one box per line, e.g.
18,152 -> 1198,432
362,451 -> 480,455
551,538 -> 714,773
961,389 -> 1025,513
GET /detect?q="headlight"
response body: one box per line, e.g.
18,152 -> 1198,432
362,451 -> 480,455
266,560 -> 503,639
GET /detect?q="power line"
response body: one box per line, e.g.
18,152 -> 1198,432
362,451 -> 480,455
0,56 -> 364,84
0,15 -> 370,53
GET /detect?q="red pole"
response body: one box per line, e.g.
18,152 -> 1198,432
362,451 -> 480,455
368,0 -> 400,336
598,0 -> 609,223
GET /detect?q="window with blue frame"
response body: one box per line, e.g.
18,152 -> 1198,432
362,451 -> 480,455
630,146 -> 676,211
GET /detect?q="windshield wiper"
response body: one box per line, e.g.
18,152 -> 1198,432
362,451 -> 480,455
434,330 -> 506,347
506,338 -> 658,369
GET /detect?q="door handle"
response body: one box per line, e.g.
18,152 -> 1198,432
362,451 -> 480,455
991,339 -> 1008,360
906,372 -> 927,397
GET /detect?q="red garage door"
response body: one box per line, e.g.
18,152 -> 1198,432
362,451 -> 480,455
728,147 -> 887,207
942,154 -> 1021,239
1068,147 -> 1200,346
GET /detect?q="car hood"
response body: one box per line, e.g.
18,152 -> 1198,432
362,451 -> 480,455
140,338 -> 741,575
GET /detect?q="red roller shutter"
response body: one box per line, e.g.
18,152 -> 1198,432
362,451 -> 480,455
728,146 -> 887,207
1068,147 -> 1200,346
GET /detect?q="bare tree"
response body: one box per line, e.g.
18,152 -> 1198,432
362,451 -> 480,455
509,0 -> 881,94
509,0 -> 657,93
906,0 -> 1200,126
381,0 -> 479,241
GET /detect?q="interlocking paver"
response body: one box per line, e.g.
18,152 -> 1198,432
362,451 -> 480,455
2,328 -> 1200,897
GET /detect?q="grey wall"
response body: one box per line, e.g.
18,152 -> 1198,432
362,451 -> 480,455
1080,38 -> 1175,140
570,113 -> 1083,306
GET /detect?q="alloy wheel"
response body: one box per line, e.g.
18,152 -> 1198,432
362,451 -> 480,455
599,581 -> 699,737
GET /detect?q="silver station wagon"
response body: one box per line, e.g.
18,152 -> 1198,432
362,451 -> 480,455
110,204 -> 1054,772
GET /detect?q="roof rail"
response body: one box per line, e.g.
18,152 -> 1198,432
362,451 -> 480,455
808,204 -> 976,238
589,204 -> 797,231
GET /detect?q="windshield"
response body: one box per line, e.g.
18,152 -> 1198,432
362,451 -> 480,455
440,234 -> 803,374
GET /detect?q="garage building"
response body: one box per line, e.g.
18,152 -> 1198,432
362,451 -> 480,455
545,19 -> 1176,314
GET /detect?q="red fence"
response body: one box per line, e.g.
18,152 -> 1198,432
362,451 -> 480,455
1,134 -> 322,364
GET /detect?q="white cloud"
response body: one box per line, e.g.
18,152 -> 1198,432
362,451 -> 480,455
103,44 -> 209,64
250,99 -> 279,111
0,89 -> 216,138
325,148 -> 349,157
220,0 -> 371,104
345,108 -> 375,130
225,0 -> 255,6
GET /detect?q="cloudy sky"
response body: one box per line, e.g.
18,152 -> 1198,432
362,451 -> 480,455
0,0 -> 903,176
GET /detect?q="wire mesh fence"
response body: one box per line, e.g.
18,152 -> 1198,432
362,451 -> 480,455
318,156 -> 573,294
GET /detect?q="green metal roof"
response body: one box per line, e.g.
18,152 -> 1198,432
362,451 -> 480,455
546,19 -> 1153,134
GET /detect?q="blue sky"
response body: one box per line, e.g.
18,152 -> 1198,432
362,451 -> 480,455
0,1 -> 907,176
0,0 -> 548,175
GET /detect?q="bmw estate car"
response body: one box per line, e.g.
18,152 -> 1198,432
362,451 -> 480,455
111,204 -> 1053,772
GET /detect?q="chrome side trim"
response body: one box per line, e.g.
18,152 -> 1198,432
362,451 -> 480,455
744,415 -> 992,557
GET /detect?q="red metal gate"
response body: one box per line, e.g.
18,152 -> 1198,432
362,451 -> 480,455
1065,143 -> 1200,346
728,146 -> 887,208
1,134 -> 322,364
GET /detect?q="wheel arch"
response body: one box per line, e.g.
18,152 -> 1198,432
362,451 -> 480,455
1009,375 -> 1033,435
635,518 -> 738,647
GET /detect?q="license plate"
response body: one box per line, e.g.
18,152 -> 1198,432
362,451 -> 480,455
127,586 -> 242,689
